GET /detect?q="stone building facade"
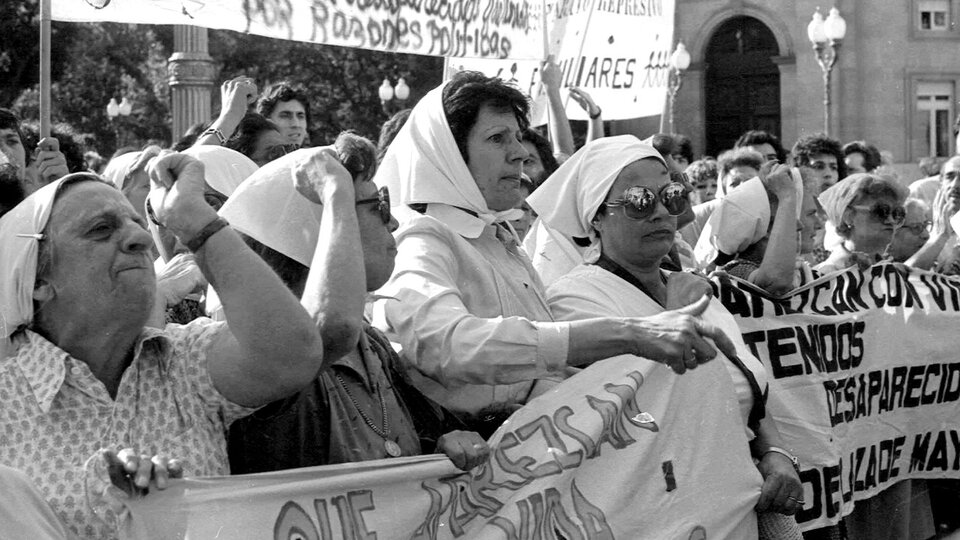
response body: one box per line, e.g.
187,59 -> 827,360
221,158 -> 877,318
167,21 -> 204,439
616,0 -> 960,174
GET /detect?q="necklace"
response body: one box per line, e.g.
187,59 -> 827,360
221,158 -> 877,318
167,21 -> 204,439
334,372 -> 402,457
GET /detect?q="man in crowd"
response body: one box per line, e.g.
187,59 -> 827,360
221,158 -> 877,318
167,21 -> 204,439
734,129 -> 787,163
791,133 -> 846,192
0,108 -> 69,217
256,82 -> 310,147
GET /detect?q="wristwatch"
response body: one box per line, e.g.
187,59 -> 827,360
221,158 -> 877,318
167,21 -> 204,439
764,446 -> 800,474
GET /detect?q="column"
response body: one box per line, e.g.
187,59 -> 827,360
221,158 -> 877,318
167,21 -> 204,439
167,25 -> 216,141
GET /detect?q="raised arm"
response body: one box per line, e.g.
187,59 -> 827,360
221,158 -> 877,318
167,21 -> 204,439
751,164 -> 799,295
148,152 -> 323,407
294,148 -> 366,360
541,57 -> 576,157
907,187 -> 957,270
193,76 -> 258,147
568,88 -> 604,143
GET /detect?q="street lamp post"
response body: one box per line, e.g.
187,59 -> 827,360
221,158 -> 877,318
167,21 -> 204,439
663,42 -> 691,133
807,7 -> 847,135
106,96 -> 133,148
378,77 -> 410,116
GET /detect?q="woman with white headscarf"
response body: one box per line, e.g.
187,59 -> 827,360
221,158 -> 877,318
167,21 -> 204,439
0,153 -> 332,539
373,71 -> 738,437
530,135 -> 803,538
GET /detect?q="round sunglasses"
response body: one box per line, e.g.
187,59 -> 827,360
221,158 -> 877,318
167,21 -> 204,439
604,182 -> 689,220
849,203 -> 906,226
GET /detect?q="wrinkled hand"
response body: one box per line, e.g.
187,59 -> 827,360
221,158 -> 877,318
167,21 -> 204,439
756,452 -> 803,515
540,55 -> 562,90
437,430 -> 490,471
147,152 -> 216,236
220,76 -> 258,117
940,245 -> 960,275
759,162 -> 795,199
103,448 -> 183,498
632,295 -> 738,374
568,87 -> 599,117
156,252 -> 206,307
292,146 -> 355,205
35,137 -> 70,183
665,271 -> 713,310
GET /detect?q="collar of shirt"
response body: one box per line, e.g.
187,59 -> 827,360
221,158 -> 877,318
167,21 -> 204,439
15,327 -> 171,413
329,328 -> 384,392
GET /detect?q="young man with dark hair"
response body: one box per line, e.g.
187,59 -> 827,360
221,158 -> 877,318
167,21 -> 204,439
734,129 -> 787,163
790,133 -> 847,192
0,108 -> 68,217
256,82 -> 311,147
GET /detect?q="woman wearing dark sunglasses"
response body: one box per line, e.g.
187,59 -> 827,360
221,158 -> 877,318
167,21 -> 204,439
815,173 -> 908,274
530,135 -> 803,536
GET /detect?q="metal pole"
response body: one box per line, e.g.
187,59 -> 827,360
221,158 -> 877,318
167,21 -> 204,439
39,0 -> 52,138
822,68 -> 831,136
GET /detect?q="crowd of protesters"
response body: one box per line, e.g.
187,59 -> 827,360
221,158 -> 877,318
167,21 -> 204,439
1,62 -> 959,540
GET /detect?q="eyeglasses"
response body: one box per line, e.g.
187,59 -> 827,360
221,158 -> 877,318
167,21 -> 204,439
264,143 -> 300,164
605,182 -> 689,220
900,220 -> 932,235
849,203 -> 906,226
356,186 -> 392,225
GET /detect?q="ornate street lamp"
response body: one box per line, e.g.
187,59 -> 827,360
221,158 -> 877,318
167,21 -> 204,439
808,7 -> 847,135
106,96 -> 133,148
378,77 -> 410,115
662,42 -> 691,133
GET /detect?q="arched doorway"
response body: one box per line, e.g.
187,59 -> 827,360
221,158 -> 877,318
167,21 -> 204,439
704,16 -> 781,157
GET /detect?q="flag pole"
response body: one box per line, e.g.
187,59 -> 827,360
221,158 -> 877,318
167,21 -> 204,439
39,0 -> 52,138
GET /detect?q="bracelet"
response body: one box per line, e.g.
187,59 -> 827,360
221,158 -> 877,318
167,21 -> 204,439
184,217 -> 229,252
763,446 -> 800,473
589,107 -> 602,120
201,127 -> 227,145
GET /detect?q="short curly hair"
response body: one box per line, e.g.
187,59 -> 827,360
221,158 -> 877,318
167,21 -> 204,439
442,71 -> 530,165
256,82 -> 311,126
717,147 -> 763,178
791,133 -> 847,179
842,140 -> 882,172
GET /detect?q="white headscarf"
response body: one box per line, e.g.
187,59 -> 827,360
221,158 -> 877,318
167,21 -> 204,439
373,81 -> 521,228
694,170 -> 805,268
526,135 -> 666,263
181,145 -> 258,197
0,175 -> 98,350
218,148 -> 321,267
101,151 -> 144,191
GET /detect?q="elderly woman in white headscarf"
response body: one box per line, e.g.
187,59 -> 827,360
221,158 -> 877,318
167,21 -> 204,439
373,71 -> 737,437
0,151 -> 333,539
530,135 -> 803,537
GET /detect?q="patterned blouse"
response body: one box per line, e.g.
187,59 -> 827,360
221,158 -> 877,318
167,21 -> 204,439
0,319 -> 253,539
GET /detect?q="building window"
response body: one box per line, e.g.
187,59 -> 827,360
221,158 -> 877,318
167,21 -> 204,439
917,82 -> 954,157
919,0 -> 950,30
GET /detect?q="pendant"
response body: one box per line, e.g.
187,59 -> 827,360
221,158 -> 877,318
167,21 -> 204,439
384,439 -> 402,457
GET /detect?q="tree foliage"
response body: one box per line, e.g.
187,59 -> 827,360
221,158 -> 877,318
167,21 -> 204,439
0,0 -> 443,155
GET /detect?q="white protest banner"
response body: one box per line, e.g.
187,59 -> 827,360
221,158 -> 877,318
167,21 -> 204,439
52,0 -> 545,59
451,0 -> 675,122
712,264 -> 960,531
120,354 -> 761,539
